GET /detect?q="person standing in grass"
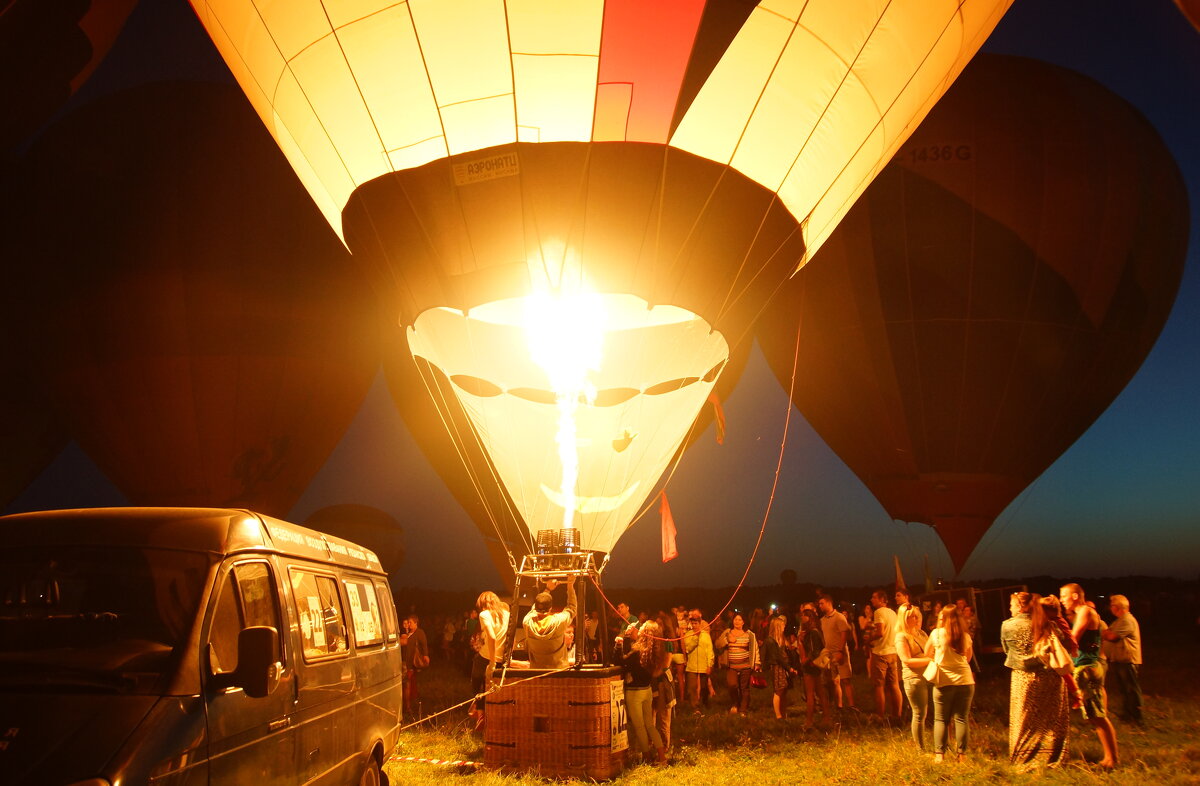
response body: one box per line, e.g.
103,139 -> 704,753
400,614 -> 430,713
895,605 -> 931,749
617,620 -> 668,765
682,608 -> 714,711
1002,592 -> 1070,769
870,589 -> 904,722
924,605 -> 975,763
1101,594 -> 1143,724
723,612 -> 758,714
797,607 -> 829,729
1061,582 -> 1119,769
654,611 -> 680,750
762,615 -> 796,719
818,594 -> 855,711
470,590 -> 510,728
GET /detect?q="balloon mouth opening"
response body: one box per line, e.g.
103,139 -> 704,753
406,292 -> 728,552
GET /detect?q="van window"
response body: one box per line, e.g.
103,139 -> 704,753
343,577 -> 383,648
374,580 -> 399,643
0,545 -> 208,694
291,569 -> 348,660
209,561 -> 283,674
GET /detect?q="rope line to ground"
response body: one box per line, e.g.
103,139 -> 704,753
396,662 -> 576,732
385,755 -> 481,769
591,309 -> 804,642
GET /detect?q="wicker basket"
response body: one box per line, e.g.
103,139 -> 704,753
483,666 -> 628,780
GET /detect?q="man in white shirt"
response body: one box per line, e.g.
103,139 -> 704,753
870,589 -> 903,721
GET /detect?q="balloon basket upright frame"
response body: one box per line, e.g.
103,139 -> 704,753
481,550 -> 628,780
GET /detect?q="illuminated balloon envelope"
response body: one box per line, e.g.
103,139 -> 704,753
756,55 -> 1188,572
3,82 -> 380,517
382,315 -> 749,583
0,0 -> 139,150
189,0 -> 1013,561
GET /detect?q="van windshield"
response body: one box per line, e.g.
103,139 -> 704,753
0,545 -> 211,694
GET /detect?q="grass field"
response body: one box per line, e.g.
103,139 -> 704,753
384,641 -> 1199,785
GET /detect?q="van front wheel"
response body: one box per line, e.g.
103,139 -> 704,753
359,756 -> 382,786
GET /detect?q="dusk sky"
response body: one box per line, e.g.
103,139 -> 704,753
8,1 -> 1199,593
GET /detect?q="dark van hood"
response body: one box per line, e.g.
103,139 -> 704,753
0,692 -> 157,785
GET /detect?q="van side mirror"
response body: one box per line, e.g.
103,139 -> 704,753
234,625 -> 281,698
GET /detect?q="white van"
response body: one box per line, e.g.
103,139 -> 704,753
0,507 -> 403,785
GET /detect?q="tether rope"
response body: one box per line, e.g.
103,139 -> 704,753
591,307 -> 805,642
396,662 -> 576,732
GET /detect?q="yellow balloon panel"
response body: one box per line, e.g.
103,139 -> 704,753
337,8 -> 444,159
513,54 -> 600,144
192,0 -> 1012,252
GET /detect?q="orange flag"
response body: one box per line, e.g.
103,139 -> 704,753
661,491 -> 678,563
894,555 -> 908,592
707,392 -> 726,445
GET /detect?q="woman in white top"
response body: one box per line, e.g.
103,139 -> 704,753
471,590 -> 510,725
923,605 -> 975,763
894,605 -> 931,749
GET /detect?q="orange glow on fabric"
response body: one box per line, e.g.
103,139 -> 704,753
707,391 -> 726,446
660,491 -> 678,563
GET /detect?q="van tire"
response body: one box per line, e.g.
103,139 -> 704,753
359,756 -> 382,786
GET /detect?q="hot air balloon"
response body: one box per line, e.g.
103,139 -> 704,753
380,324 -> 751,584
1177,0 -> 1200,33
304,504 -> 405,578
0,0 -> 139,151
756,55 -> 1188,572
0,342 -> 67,509
187,0 -> 1013,568
3,82 -> 380,517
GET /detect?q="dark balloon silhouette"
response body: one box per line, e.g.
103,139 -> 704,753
304,504 -> 405,579
0,340 -> 67,508
757,55 -> 1188,573
0,0 -> 138,152
1176,0 -> 1200,33
2,82 -> 380,517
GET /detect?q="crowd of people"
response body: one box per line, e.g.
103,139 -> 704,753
397,580 -> 1144,771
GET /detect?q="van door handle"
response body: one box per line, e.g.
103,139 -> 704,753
268,718 -> 290,731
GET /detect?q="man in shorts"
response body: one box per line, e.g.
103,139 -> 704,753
1061,582 -> 1119,768
818,594 -> 855,711
870,590 -> 903,721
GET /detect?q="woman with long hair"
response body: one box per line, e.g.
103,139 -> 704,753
797,607 -> 827,729
895,605 -> 931,749
471,590 -> 510,727
618,620 -> 668,765
761,615 -> 796,719
924,605 -> 975,763
724,612 -> 758,714
1001,592 -> 1071,769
